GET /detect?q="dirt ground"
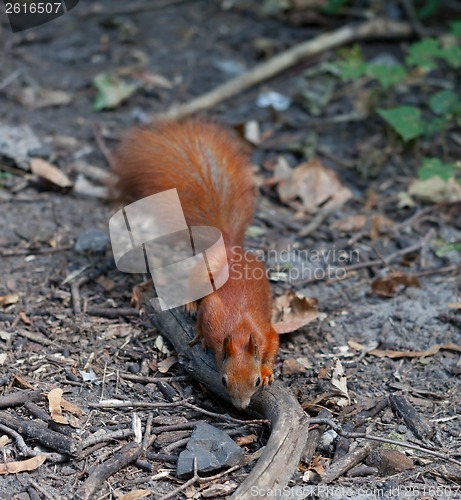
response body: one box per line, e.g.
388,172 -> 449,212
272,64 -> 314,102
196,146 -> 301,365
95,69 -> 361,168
0,1 -> 460,499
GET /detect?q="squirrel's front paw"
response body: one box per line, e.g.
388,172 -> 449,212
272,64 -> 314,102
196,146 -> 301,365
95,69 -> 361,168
261,367 -> 274,388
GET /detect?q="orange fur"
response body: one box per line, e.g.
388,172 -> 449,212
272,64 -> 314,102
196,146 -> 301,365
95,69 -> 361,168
112,118 -> 279,409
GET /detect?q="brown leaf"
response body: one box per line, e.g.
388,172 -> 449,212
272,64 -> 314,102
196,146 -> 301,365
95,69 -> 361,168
119,490 -> 152,500
48,388 -> 68,425
275,159 -> 352,214
0,293 -> 19,306
449,302 -> 461,309
371,272 -> 420,298
409,177 -> 461,203
368,343 -> 461,359
282,358 -> 307,376
60,397 -> 85,417
236,434 -> 258,446
370,214 -> 394,240
310,455 -> 326,475
331,214 -> 367,233
0,435 -> 11,447
19,87 -> 72,109
30,158 -> 73,189
157,356 -> 178,374
272,292 -> 319,334
0,454 -> 46,474
96,275 -> 115,292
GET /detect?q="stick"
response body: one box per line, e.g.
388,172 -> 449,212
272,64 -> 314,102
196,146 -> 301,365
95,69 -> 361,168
157,18 -> 413,119
79,0 -> 190,18
76,442 -> 143,500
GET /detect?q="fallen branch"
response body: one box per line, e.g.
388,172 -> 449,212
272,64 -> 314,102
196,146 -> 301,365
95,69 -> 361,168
75,442 -> 143,500
157,18 -> 413,119
148,300 -> 310,499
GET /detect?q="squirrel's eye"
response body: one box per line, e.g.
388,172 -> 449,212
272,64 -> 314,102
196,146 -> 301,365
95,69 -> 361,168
222,376 -> 227,387
255,377 -> 261,387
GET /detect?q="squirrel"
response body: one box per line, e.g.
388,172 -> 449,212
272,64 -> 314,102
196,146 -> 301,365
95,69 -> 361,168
111,118 -> 279,409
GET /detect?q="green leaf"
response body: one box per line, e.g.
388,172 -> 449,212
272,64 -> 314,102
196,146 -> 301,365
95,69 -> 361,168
439,43 -> 461,69
418,157 -> 456,181
366,64 -> 407,89
428,89 -> 458,115
377,106 -> 425,142
450,20 -> 461,38
435,242 -> 461,257
424,117 -> 448,137
337,45 -> 366,80
406,38 -> 441,69
93,73 -> 137,111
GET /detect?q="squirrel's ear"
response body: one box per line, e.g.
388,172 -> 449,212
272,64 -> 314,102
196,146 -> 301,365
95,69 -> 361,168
222,335 -> 234,360
248,333 -> 259,358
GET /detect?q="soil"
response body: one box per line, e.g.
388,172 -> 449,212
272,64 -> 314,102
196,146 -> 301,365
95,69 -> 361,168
0,1 -> 460,499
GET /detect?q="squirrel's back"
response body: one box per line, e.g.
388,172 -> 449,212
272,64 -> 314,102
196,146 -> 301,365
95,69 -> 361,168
112,118 -> 255,247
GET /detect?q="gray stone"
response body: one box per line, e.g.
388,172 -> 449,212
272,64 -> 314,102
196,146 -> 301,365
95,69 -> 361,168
74,229 -> 110,253
176,422 -> 244,478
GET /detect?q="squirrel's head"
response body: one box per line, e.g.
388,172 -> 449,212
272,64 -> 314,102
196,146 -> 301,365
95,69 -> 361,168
220,333 -> 262,410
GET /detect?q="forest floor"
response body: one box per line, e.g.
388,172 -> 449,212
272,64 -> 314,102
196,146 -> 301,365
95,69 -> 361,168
0,0 -> 460,499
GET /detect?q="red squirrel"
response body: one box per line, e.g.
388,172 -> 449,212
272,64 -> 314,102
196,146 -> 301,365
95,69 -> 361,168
112,118 -> 279,409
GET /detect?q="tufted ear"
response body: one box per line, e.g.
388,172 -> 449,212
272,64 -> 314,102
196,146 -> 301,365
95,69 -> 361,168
247,333 -> 259,359
222,335 -> 235,361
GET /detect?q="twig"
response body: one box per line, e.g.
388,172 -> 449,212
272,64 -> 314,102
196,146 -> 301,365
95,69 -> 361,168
158,457 -> 241,500
80,429 -> 134,451
16,329 -> 55,347
157,18 -> 412,119
142,413 -> 154,451
0,69 -> 22,92
181,401 -> 270,426
299,209 -> 330,237
71,277 -> 89,315
0,423 -> 35,457
76,442 -> 143,500
88,399 -> 192,409
309,418 -> 461,466
120,373 -> 189,384
92,123 -> 116,171
0,390 -> 43,409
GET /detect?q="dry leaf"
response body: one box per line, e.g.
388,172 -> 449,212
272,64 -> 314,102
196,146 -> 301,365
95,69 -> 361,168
48,388 -> 68,425
330,359 -> 349,401
372,272 -> 420,298
368,343 -> 461,359
0,293 -> 19,306
96,275 -> 115,292
272,291 -> 319,334
310,455 -> 326,475
449,302 -> 461,309
157,356 -> 178,374
282,358 -> 307,376
236,434 -> 258,446
19,87 -> 72,109
60,398 -> 85,416
30,158 -> 73,189
331,214 -> 367,233
275,159 -> 352,213
0,454 -> 46,474
370,214 -> 394,240
0,435 -> 11,447
119,490 -> 152,500
408,177 -> 461,203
